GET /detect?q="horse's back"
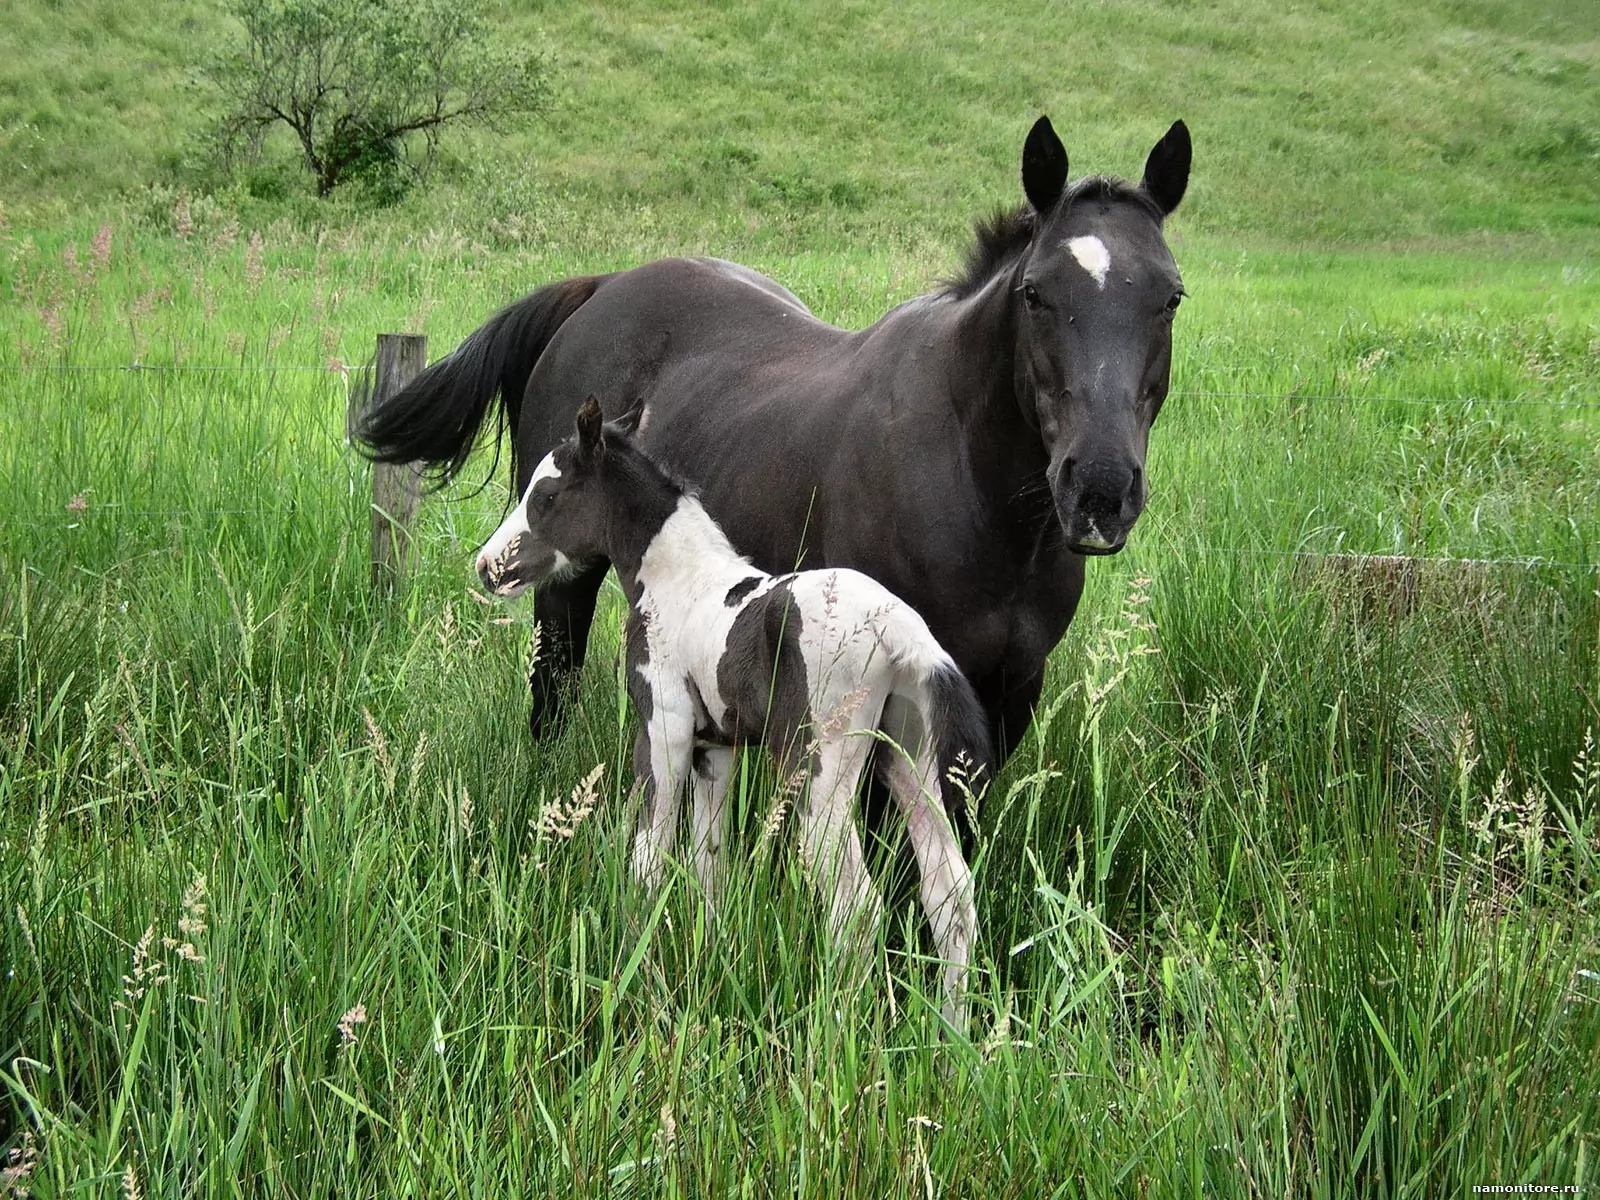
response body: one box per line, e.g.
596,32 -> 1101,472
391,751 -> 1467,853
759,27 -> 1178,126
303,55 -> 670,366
515,256 -> 845,452
569,256 -> 833,350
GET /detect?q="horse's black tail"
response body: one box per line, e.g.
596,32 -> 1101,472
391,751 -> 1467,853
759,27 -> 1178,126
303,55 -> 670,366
353,275 -> 606,484
879,601 -> 994,850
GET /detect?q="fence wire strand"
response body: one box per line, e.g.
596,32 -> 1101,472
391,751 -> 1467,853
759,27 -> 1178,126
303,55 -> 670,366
0,363 -> 1596,408
3,362 -> 1595,575
6,506 -> 1594,573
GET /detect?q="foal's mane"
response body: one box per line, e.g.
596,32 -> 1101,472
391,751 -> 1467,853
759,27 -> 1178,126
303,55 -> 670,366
602,428 -> 693,499
941,176 -> 1163,299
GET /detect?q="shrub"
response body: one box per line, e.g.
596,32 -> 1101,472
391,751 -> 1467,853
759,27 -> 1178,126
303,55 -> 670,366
206,0 -> 551,199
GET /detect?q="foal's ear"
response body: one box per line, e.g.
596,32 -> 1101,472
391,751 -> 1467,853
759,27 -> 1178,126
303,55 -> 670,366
1140,120 -> 1191,216
575,395 -> 604,461
1022,115 -> 1069,215
610,400 -> 645,439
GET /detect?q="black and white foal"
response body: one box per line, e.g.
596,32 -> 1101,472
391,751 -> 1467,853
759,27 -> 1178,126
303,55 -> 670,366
475,397 -> 987,1028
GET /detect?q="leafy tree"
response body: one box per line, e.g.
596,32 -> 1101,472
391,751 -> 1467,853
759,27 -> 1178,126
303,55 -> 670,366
208,0 -> 551,198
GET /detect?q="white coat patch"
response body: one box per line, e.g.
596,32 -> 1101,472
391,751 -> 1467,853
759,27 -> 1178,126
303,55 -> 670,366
1065,235 -> 1112,288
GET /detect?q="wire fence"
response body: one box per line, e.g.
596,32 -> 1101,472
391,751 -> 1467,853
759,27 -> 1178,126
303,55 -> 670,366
2,361 -> 1597,409
1169,389 -> 1600,410
0,363 -> 344,372
3,361 -> 1595,575
6,507 -> 1594,574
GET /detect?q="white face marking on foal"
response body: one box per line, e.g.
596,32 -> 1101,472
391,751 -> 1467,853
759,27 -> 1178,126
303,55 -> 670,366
529,452 -> 562,487
475,450 -> 563,590
1065,235 -> 1112,288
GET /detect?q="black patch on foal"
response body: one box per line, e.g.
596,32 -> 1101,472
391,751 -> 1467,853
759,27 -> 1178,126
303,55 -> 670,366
724,577 -> 763,607
715,581 -> 810,755
623,609 -> 653,725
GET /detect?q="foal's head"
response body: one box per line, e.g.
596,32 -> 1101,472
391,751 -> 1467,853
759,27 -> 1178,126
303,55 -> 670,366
1010,117 -> 1190,555
475,397 -> 657,597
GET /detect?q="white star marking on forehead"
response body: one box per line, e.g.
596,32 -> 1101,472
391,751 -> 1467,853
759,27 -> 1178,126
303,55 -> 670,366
1064,235 -> 1111,288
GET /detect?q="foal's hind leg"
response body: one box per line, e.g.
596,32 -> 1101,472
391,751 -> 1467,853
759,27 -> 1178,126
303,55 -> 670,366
690,745 -> 737,912
529,560 -> 610,739
796,734 -> 884,970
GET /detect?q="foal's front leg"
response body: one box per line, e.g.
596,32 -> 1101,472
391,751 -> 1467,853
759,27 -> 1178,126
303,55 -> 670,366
690,745 -> 737,911
631,697 -> 695,891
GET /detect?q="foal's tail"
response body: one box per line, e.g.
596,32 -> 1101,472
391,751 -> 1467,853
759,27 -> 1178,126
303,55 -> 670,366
353,275 -> 606,483
878,608 -> 994,840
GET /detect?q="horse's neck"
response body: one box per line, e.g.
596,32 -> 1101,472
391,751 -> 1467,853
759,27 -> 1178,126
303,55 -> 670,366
881,271 -> 1022,416
907,269 -> 1048,494
951,267 -> 1026,408
615,495 -> 754,609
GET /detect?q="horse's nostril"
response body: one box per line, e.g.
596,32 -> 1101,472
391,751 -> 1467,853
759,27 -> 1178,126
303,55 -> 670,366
1058,457 -> 1077,488
1128,467 -> 1143,504
1077,488 -> 1121,519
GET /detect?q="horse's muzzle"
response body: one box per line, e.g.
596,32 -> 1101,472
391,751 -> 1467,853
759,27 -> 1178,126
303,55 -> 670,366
1056,458 -> 1144,555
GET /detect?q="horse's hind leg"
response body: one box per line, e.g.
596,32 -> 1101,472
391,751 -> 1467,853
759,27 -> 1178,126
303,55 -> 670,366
529,560 -> 610,739
796,734 -> 884,973
879,695 -> 977,1033
690,745 -> 737,912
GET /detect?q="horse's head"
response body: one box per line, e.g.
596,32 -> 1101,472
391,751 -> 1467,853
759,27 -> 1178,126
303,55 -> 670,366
474,397 -> 613,597
1012,117 -> 1190,555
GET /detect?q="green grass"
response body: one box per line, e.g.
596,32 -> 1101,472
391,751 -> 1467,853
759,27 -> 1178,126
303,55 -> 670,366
2,0 -> 1597,244
2,0 -> 1600,1193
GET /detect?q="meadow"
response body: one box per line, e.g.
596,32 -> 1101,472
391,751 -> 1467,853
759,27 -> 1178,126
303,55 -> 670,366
2,0 -> 1599,1194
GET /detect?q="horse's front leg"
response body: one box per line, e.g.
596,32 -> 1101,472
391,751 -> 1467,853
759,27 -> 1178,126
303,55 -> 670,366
529,560 -> 610,739
968,659 -> 1048,794
630,701 -> 694,891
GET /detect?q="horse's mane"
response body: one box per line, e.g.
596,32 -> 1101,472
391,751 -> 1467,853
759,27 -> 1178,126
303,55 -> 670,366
941,176 -> 1163,299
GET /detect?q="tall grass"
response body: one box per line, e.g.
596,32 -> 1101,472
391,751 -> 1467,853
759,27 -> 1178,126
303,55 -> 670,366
2,196 -> 1596,1193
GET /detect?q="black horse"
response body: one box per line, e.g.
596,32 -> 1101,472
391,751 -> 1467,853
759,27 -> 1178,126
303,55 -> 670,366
358,115 -> 1190,764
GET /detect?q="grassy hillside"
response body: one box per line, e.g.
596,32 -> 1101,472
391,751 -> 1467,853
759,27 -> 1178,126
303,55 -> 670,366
1,0 -> 1598,1195
1,0 -> 1597,245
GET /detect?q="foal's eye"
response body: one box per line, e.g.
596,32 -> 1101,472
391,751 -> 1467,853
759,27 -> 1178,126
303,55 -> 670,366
1165,292 -> 1183,314
1021,282 -> 1043,310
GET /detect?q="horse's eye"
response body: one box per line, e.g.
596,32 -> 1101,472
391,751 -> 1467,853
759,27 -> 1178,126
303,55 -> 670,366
1165,293 -> 1183,313
1022,282 -> 1042,310
541,492 -> 557,508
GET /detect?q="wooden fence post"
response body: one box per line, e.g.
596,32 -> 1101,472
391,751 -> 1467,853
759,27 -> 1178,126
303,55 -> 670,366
356,333 -> 428,592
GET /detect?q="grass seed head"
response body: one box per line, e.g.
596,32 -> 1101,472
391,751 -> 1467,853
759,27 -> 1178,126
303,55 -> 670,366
117,925 -> 169,1012
2,1130 -> 39,1199
363,709 -> 397,794
337,1002 -> 368,1050
532,764 -> 605,862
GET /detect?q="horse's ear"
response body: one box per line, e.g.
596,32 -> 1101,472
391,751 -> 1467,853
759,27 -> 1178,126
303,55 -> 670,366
575,395 -> 604,461
1022,115 -> 1069,215
1140,120 -> 1191,216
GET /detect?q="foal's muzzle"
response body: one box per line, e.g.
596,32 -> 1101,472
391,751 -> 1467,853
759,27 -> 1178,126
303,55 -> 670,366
475,534 -> 544,598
